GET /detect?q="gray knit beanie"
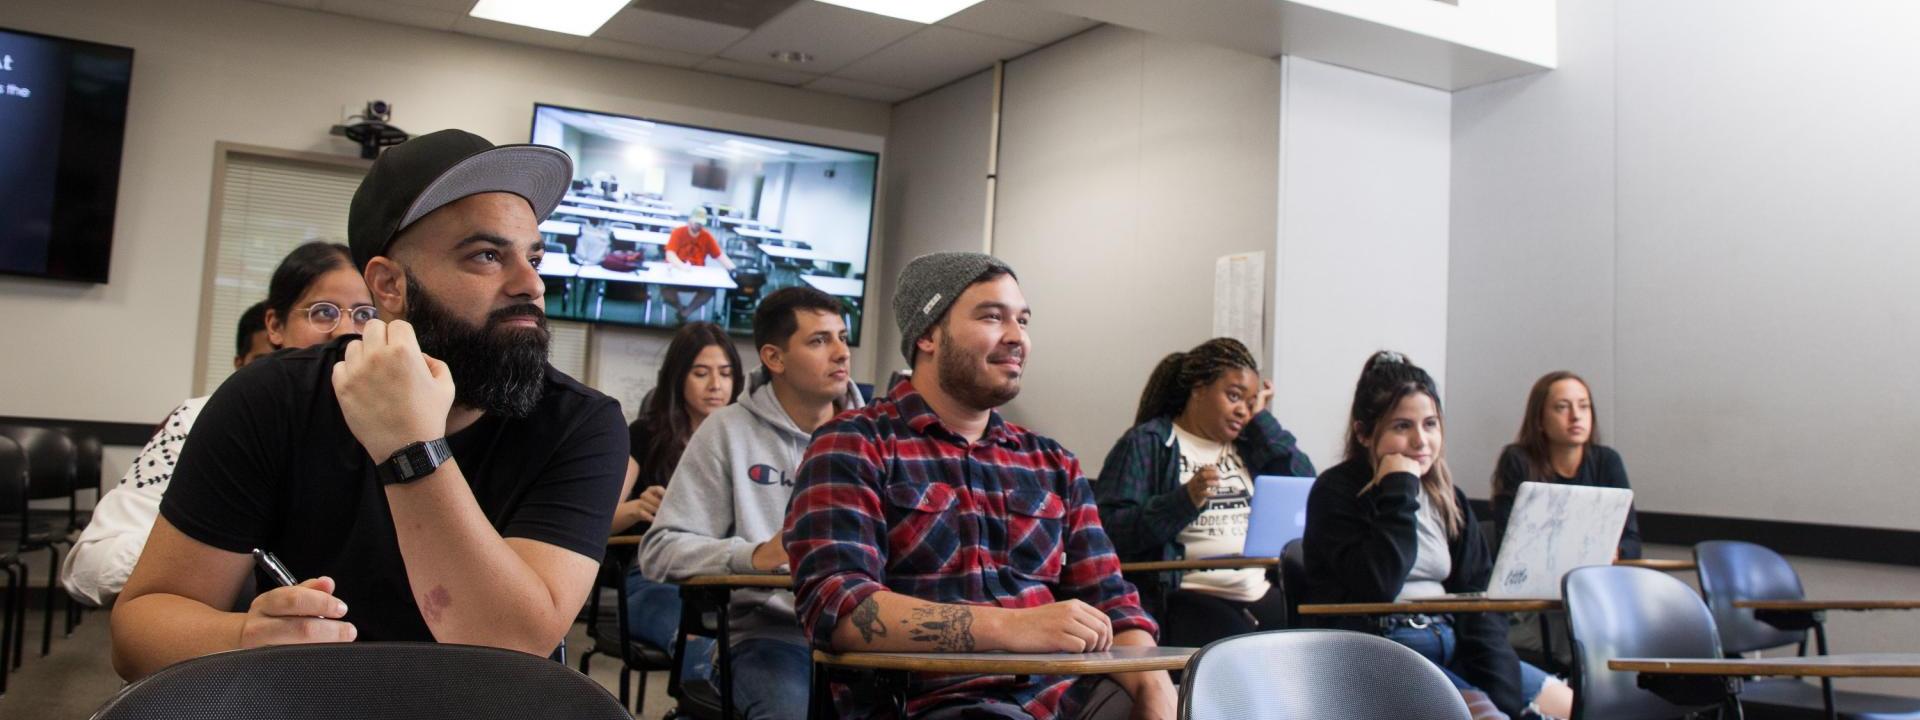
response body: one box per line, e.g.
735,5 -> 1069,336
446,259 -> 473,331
892,251 -> 1016,366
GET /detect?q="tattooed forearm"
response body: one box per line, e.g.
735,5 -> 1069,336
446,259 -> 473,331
905,605 -> 976,652
850,596 -> 887,644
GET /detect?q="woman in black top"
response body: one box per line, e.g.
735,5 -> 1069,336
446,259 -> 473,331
618,322 -> 743,677
1491,370 -> 1641,558
1302,352 -> 1569,720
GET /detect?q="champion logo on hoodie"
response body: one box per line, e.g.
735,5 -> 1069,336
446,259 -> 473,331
747,464 -> 792,487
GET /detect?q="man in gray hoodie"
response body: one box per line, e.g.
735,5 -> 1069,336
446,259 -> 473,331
638,285 -> 860,719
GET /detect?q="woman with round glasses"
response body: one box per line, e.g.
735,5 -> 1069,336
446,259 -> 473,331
61,242 -> 375,606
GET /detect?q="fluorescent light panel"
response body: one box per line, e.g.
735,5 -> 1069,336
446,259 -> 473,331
469,0 -> 628,36
814,0 -> 987,24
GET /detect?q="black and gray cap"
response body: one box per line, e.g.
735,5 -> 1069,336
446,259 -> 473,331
892,251 -> 1016,366
348,129 -> 573,269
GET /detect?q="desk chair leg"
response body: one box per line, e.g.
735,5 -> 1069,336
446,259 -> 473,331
1537,614 -> 1561,674
878,669 -> 909,719
1,563 -> 15,694
806,661 -> 828,720
12,560 -> 26,668
1812,619 -> 1836,720
717,588 -> 736,720
41,545 -> 57,657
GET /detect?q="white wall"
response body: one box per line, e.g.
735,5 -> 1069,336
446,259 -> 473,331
872,70 -> 995,380
1273,57 -> 1452,468
774,160 -> 877,277
0,0 -> 890,427
1447,0 -> 1617,499
992,25 -> 1283,468
1451,0 -> 1920,530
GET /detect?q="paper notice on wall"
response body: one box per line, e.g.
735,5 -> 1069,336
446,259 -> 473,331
1213,252 -> 1266,355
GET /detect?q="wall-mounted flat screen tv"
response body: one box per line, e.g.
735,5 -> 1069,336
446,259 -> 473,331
529,104 -> 878,345
0,26 -> 133,284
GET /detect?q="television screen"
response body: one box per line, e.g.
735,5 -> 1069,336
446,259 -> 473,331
529,104 -> 878,345
0,27 -> 133,284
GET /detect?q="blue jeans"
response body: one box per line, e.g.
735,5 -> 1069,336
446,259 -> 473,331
1385,622 -> 1550,702
729,638 -> 812,720
624,568 -> 714,682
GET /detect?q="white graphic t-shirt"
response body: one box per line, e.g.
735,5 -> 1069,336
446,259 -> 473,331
1171,424 -> 1270,602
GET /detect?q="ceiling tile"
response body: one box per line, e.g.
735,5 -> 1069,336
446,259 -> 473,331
578,38 -> 707,68
939,0 -> 1096,45
318,0 -> 461,30
803,76 -> 917,103
718,1 -> 921,73
594,8 -> 751,56
451,15 -> 589,51
693,57 -> 821,86
834,26 -> 1032,90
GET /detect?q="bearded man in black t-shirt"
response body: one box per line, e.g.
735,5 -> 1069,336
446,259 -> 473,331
111,130 -> 629,680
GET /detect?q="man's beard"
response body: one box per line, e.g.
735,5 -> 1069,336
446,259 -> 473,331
935,338 -> 1022,411
405,276 -> 550,418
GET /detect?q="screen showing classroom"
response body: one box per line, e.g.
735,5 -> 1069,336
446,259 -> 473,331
529,104 -> 878,344
0,26 -> 134,284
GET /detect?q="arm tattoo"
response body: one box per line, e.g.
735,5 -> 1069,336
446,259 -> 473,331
851,596 -> 887,644
905,605 -> 976,652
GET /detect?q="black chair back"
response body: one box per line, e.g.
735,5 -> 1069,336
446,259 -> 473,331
1693,540 -> 1807,655
1181,629 -> 1469,720
73,432 -> 102,497
0,436 -> 24,520
90,643 -> 632,720
1564,566 -> 1727,720
1280,539 -> 1307,629
0,425 -> 76,502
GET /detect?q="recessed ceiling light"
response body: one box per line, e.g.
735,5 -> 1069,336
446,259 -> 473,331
469,0 -> 628,37
814,0 -> 987,24
768,50 -> 815,64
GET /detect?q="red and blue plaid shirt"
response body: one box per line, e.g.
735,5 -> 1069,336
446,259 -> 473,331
785,378 -> 1158,720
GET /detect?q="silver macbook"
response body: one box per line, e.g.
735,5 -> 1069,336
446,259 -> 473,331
1412,481 -> 1633,601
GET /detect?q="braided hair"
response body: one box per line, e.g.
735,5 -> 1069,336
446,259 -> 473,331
1344,350 -> 1464,537
1134,337 -> 1261,425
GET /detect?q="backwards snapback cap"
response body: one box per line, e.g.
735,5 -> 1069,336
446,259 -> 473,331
347,129 -> 573,269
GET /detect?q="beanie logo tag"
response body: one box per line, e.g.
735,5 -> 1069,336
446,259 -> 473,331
921,293 -> 942,315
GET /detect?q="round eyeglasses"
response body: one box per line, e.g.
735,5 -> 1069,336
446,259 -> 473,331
305,302 -> 378,333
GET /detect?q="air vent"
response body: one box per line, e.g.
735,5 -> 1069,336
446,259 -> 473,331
628,0 -> 802,30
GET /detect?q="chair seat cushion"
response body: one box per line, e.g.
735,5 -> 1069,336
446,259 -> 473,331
1739,677 -> 1920,720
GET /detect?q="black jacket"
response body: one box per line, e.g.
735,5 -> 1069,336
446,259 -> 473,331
1302,458 -> 1524,716
1094,412 -> 1314,616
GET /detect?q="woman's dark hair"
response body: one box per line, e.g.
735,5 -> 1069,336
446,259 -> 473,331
636,322 -> 744,491
1133,337 -> 1260,424
1502,371 -> 1600,493
264,242 -> 355,330
1343,350 -> 1462,537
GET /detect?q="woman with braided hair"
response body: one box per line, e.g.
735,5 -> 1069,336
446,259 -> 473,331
1301,351 -> 1571,720
1094,337 -> 1313,649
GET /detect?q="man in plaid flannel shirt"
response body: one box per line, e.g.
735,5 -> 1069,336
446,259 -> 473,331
785,252 -> 1176,720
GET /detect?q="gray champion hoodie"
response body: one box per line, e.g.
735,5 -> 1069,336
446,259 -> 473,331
637,369 -> 860,645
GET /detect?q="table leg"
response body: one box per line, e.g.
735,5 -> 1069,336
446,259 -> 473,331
1814,617 -> 1835,720
1538,613 -> 1561,674
718,588 -> 736,720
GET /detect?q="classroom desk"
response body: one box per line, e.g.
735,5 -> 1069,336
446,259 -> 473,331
552,204 -> 680,226
676,571 -> 793,720
606,534 -> 641,546
1616,558 -> 1696,572
1735,598 -> 1920,718
1119,557 -> 1280,573
538,254 -> 581,278
610,228 -> 670,246
799,275 -> 864,298
539,220 -> 580,237
1297,599 -> 1564,616
1610,653 -> 1920,720
810,646 -> 1196,719
564,195 -> 676,215
758,243 -> 844,262
736,227 -> 789,241
714,215 -> 763,227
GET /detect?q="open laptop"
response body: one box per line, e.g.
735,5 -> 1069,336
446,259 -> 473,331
1223,475 -> 1315,558
1411,481 -> 1633,600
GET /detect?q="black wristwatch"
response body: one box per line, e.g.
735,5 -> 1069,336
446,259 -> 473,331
375,438 -> 452,486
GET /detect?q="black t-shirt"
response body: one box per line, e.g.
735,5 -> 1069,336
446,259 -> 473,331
161,337 -> 628,642
1490,444 -> 1643,559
